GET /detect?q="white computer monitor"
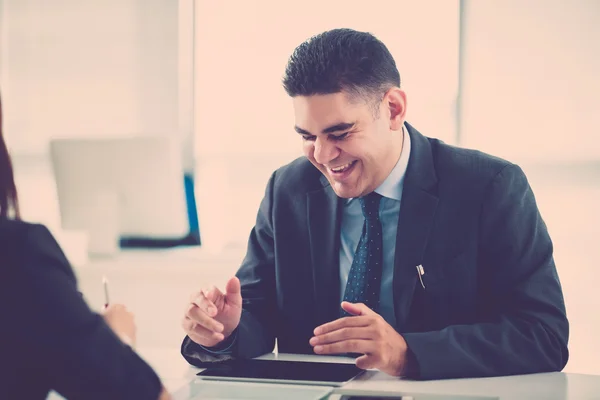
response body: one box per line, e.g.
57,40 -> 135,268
49,136 -> 190,241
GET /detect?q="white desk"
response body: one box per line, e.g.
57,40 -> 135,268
137,349 -> 600,400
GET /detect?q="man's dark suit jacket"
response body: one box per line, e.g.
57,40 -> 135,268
0,219 -> 162,399
182,123 -> 569,379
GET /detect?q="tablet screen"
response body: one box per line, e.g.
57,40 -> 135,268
196,359 -> 364,386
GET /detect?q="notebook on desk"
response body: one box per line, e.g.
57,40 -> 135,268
196,358 -> 364,386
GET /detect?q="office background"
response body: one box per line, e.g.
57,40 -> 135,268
1,0 -> 598,382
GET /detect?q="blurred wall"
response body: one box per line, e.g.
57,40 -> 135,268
1,0 -> 180,155
461,0 -> 600,164
0,0 -> 198,236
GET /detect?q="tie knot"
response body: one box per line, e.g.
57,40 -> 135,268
359,192 -> 382,220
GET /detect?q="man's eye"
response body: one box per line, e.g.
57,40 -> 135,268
331,132 -> 349,141
302,135 -> 316,141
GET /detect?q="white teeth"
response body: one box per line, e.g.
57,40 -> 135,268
330,162 -> 353,173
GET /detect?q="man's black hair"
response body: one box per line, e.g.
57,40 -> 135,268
283,28 -> 401,107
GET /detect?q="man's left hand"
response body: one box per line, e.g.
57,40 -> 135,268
309,301 -> 408,376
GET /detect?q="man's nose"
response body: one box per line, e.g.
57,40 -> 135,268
313,137 -> 340,165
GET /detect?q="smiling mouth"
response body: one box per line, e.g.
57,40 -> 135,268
327,160 -> 357,174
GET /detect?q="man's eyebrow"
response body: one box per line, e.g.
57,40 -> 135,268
322,122 -> 355,134
294,122 -> 356,136
294,126 -> 312,135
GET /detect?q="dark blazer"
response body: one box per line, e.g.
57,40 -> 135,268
182,123 -> 569,379
0,219 -> 162,399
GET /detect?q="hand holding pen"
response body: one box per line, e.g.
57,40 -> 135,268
100,275 -> 137,347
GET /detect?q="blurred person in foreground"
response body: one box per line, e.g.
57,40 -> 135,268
0,93 -> 171,399
181,28 -> 569,379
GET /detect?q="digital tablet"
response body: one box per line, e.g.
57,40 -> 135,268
196,359 -> 364,386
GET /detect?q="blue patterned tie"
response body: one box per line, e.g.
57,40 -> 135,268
341,192 -> 383,316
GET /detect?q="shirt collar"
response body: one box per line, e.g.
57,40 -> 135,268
346,123 -> 411,203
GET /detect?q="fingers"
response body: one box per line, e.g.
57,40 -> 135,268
191,276 -> 240,310
314,315 -> 372,336
341,301 -> 375,316
186,293 -> 224,333
182,317 -> 225,345
184,276 -> 240,344
312,311 -> 381,356
310,326 -> 375,347
191,291 -> 218,317
313,339 -> 375,355
203,285 -> 224,306
187,306 -> 224,333
102,304 -> 134,323
102,303 -> 126,314
101,304 -> 136,347
225,276 -> 242,307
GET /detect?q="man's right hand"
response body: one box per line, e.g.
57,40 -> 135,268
182,276 -> 243,347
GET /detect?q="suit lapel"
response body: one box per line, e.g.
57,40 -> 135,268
307,176 -> 343,326
393,123 -> 439,330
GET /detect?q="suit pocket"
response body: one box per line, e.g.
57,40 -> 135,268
419,250 -> 477,327
422,250 -> 467,285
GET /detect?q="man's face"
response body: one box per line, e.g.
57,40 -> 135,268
293,90 -> 406,198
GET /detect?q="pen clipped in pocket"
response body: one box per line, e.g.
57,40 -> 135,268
416,264 -> 426,289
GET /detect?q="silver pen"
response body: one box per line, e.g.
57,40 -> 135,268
102,275 -> 110,308
416,265 -> 426,289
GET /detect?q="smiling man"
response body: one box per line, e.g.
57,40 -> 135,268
180,28 -> 569,379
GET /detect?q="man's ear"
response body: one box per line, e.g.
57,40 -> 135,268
385,87 -> 407,131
